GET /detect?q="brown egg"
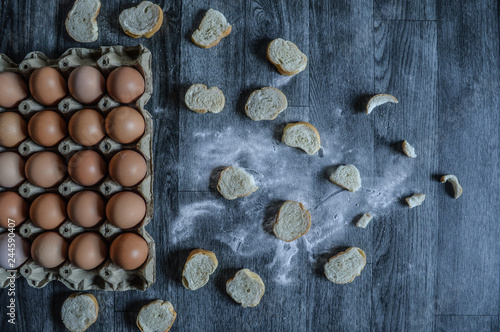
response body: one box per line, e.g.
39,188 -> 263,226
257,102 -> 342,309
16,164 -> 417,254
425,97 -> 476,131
31,231 -> 68,268
25,151 -> 66,188
109,150 -> 146,187
0,232 -> 30,269
105,106 -> 145,144
107,67 -> 145,103
68,66 -> 106,104
106,191 -> 146,229
68,109 -> 105,146
67,191 -> 106,228
30,193 -> 67,230
68,232 -> 107,270
29,67 -> 67,106
0,72 -> 29,108
68,150 -> 106,186
109,232 -> 148,270
0,191 -> 28,228
0,152 -> 25,188
28,110 -> 67,147
0,112 -> 28,148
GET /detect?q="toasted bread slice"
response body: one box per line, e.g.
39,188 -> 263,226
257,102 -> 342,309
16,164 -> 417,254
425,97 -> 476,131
182,249 -> 218,290
191,9 -> 231,48
245,87 -> 288,121
119,1 -> 163,38
366,94 -> 398,114
185,84 -> 225,114
267,38 -> 307,76
137,300 -> 177,332
329,164 -> 362,192
441,174 -> 462,199
282,122 -> 321,155
355,213 -> 373,229
406,193 -> 426,208
273,201 -> 311,242
226,269 -> 265,308
61,293 -> 98,332
324,247 -> 366,284
217,166 -> 258,200
402,140 -> 417,158
65,0 -> 101,43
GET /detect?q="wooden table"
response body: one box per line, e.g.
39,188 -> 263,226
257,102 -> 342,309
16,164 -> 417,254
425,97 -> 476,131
1,0 -> 499,331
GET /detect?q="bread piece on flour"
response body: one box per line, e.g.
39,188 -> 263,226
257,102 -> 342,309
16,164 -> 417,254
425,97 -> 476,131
406,193 -> 426,208
273,201 -> 311,242
119,1 -> 163,38
137,300 -> 177,332
329,164 -> 362,192
226,268 -> 265,308
402,140 -> 417,158
267,38 -> 308,76
366,94 -> 398,114
356,213 -> 373,229
65,0 -> 101,43
191,9 -> 231,48
282,122 -> 321,155
245,87 -> 288,121
440,175 -> 462,199
61,293 -> 98,332
185,84 -> 225,114
182,249 -> 218,290
324,247 -> 366,284
217,166 -> 258,200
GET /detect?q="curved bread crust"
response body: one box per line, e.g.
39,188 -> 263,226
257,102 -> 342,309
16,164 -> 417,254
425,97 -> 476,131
405,193 -> 426,208
226,268 -> 265,308
273,200 -> 311,242
267,38 -> 308,76
185,84 -> 225,114
119,1 -> 163,38
217,166 -> 258,200
282,121 -> 321,155
182,249 -> 218,290
137,300 -> 177,332
440,174 -> 462,199
61,293 -> 99,332
366,94 -> 399,114
245,87 -> 288,121
324,247 -> 366,284
402,140 -> 417,158
65,0 -> 101,43
191,9 -> 232,48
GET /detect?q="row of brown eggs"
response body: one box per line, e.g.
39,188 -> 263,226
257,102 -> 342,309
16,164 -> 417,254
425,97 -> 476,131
0,66 -> 145,108
0,106 -> 146,148
0,231 -> 149,271
0,190 -> 146,230
0,149 -> 147,189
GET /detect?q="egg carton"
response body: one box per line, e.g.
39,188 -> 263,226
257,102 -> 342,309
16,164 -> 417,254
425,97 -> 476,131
0,45 -> 155,291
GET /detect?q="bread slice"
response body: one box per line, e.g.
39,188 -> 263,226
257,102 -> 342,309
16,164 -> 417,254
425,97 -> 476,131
191,9 -> 231,48
440,175 -> 462,199
324,247 -> 366,284
119,1 -> 163,38
329,164 -> 362,192
61,293 -> 98,332
267,38 -> 308,76
137,300 -> 176,332
185,84 -> 225,114
273,201 -> 311,242
366,94 -> 398,114
226,269 -> 265,308
217,166 -> 258,200
65,0 -> 101,43
356,213 -> 373,229
405,193 -> 426,208
245,87 -> 288,121
282,122 -> 321,155
402,140 -> 417,158
182,249 -> 218,290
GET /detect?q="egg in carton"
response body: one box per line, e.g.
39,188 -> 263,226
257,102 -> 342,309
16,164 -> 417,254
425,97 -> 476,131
0,45 -> 155,291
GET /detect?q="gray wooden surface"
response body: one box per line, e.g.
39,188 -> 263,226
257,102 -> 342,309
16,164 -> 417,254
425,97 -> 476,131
1,0 -> 500,331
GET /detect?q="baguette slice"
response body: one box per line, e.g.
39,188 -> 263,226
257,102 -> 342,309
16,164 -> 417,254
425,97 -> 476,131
137,300 -> 177,332
402,140 -> 417,158
226,269 -> 265,308
355,213 -> 373,229
65,0 -> 101,43
185,84 -> 225,114
217,166 -> 258,200
119,1 -> 163,38
324,247 -> 366,284
329,164 -> 362,192
267,38 -> 308,76
192,9 -> 231,48
406,193 -> 426,208
61,293 -> 98,332
440,174 -> 462,199
182,249 -> 218,290
273,201 -> 311,242
282,122 -> 321,155
366,94 -> 398,114
245,87 -> 288,121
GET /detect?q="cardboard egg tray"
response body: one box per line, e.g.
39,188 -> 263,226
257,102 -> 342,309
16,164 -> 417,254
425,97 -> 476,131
0,45 -> 155,291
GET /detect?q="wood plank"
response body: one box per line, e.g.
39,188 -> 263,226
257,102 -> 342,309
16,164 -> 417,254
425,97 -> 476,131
435,0 -> 500,316
371,20 -> 438,331
435,315 -> 499,332
374,0 -> 436,21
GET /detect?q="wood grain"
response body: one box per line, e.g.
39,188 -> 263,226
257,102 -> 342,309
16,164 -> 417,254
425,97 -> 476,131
374,0 -> 436,20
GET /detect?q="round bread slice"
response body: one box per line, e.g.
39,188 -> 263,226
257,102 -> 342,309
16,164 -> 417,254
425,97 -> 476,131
226,268 -> 265,308
191,9 -> 232,48
185,84 -> 225,114
329,164 -> 362,192
217,166 -> 258,200
282,122 -> 321,155
267,38 -> 308,76
182,249 -> 218,290
119,1 -> 163,38
137,300 -> 177,332
65,0 -> 101,43
273,201 -> 311,242
61,293 -> 98,332
245,87 -> 288,121
324,247 -> 366,284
